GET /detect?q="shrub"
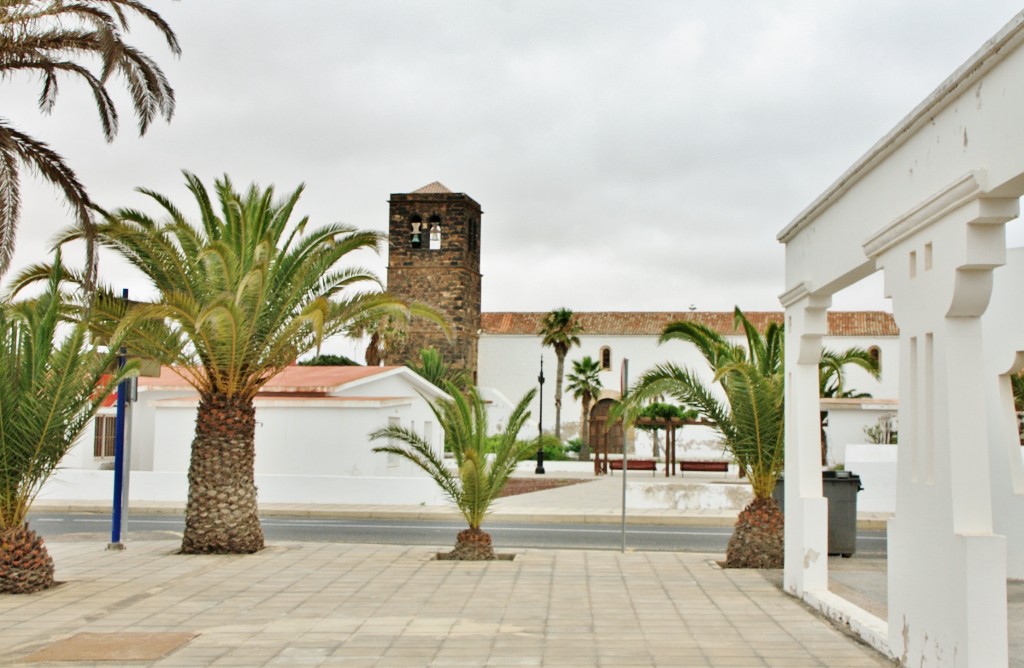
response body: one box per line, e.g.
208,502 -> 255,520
517,434 -> 570,461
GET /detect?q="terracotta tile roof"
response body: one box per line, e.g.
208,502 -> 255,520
412,181 -> 452,194
480,311 -> 898,337
138,365 -> 399,392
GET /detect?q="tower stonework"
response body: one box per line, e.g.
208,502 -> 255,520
387,181 -> 482,378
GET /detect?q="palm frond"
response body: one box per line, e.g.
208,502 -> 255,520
0,256 -> 132,530
0,0 -> 178,282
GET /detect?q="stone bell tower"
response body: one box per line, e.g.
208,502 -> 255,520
386,181 -> 482,378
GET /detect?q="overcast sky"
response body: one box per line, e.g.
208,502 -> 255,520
8,1 -> 1024,320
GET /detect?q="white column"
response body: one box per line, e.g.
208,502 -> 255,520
780,284 -> 830,596
865,175 -> 1016,666
982,247 -> 1024,579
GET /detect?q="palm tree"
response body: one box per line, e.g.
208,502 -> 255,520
539,308 -> 582,440
818,347 -> 880,464
41,172 -> 438,554
566,356 -> 602,461
370,385 -> 536,560
0,1 -> 179,281
0,257 -> 129,593
626,307 -> 785,568
627,308 -> 885,568
635,402 -> 697,460
350,314 -> 407,366
410,346 -> 469,391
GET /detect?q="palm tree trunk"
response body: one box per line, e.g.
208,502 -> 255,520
445,528 -> 496,560
554,353 -> 565,440
580,396 -> 591,461
181,394 -> 264,554
0,524 -> 54,593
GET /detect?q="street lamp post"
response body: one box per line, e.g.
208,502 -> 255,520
536,356 -> 546,474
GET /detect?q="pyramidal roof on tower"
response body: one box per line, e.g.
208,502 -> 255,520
412,181 -> 452,194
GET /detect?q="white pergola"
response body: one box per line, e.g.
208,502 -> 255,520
778,12 -> 1024,667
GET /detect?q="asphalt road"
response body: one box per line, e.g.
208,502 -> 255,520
28,512 -> 888,555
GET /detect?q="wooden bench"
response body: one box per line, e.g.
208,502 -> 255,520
676,460 -> 729,473
608,459 -> 657,475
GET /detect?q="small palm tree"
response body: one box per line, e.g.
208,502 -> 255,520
819,347 -> 880,464
409,347 -> 469,391
635,402 -> 697,460
566,356 -> 602,461
539,308 -> 582,440
370,385 -> 536,560
0,0 -> 179,281
35,172 -> 440,555
0,257 -> 129,593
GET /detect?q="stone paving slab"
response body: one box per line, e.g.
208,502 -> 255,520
0,540 -> 894,667
20,632 -> 197,662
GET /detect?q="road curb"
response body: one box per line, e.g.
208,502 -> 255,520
30,502 -> 887,531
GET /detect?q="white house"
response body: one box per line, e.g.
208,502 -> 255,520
43,365 -> 451,506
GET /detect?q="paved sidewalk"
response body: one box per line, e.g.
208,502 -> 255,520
0,539 -> 894,667
7,474 -> 908,666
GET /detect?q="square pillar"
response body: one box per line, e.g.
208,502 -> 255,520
865,175 -> 1016,665
780,284 -> 830,596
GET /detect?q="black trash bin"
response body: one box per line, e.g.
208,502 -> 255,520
772,471 -> 863,557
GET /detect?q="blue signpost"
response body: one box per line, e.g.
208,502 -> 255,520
109,289 -> 129,550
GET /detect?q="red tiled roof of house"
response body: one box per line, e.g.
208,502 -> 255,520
480,311 -> 898,337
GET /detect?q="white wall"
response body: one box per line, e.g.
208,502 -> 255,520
62,407 -> 115,470
479,331 -> 898,444
845,444 -> 897,514
36,469 -> 449,506
823,400 -> 898,466
150,395 -> 443,480
253,398 -> 434,478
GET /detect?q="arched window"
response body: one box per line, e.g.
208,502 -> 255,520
428,214 -> 441,250
410,214 -> 423,249
868,345 -> 881,369
600,346 -> 612,371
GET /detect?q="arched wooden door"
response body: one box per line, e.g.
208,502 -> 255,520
589,398 -> 625,474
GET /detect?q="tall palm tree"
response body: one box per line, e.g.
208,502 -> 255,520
539,307 -> 582,440
0,257 -> 129,593
627,308 -> 883,568
370,385 -> 536,560
41,172 -> 438,554
566,355 -> 602,461
0,0 -> 179,281
350,313 -> 407,366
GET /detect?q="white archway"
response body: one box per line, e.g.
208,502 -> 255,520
778,13 -> 1024,666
